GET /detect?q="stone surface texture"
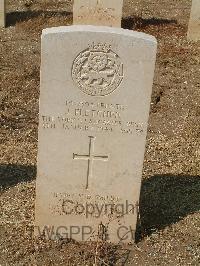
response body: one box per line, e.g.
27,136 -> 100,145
0,0 -> 5,27
73,0 -> 123,27
187,0 -> 200,41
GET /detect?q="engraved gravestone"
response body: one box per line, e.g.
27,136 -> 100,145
73,0 -> 123,27
35,26 -> 157,243
0,0 -> 5,27
187,0 -> 200,41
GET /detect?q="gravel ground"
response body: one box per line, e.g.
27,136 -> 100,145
0,0 -> 199,265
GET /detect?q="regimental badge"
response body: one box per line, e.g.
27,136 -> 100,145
72,42 -> 124,96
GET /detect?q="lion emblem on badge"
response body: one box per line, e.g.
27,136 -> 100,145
71,43 -> 124,96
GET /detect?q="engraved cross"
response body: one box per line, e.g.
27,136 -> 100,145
73,136 -> 109,189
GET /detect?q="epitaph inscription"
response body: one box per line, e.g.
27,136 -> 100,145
72,43 -> 123,96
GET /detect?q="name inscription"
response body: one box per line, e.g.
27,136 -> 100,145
41,99 -> 144,135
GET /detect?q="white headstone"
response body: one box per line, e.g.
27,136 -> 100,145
73,0 -> 123,27
35,25 -> 157,243
0,0 -> 5,27
187,0 -> 200,41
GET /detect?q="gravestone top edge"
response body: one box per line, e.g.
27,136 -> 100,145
42,25 -> 157,44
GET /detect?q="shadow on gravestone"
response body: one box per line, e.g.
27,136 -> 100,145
136,174 -> 200,242
6,10 -> 72,27
0,164 -> 36,190
122,16 -> 177,30
0,163 -> 199,241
